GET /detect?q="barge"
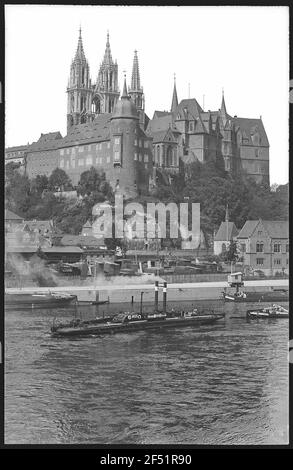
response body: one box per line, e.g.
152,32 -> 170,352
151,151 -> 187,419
51,309 -> 225,337
5,291 -> 77,309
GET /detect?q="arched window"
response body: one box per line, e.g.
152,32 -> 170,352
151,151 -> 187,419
157,145 -> 160,164
256,242 -> 264,253
167,146 -> 173,167
92,96 -> 101,114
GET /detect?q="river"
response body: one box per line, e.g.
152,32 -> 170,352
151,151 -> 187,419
5,300 -> 289,444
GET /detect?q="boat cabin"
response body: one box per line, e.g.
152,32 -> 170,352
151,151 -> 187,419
227,272 -> 244,288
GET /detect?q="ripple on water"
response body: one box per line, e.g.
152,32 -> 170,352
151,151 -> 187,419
5,300 -> 289,444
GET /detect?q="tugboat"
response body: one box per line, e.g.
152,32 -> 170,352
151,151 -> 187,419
247,304 -> 289,319
5,291 -> 77,309
221,272 -> 288,302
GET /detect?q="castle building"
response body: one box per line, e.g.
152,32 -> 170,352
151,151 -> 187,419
146,81 -> 269,183
8,28 -> 270,197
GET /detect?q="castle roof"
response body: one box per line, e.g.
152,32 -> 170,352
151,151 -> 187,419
146,114 -> 178,135
233,117 -> 269,146
175,99 -> 204,120
152,128 -> 177,144
153,111 -> 172,119
29,132 -> 63,152
61,114 -> 111,147
237,220 -> 288,239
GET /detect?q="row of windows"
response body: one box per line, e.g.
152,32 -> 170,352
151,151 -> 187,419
256,258 -> 289,266
134,139 -> 148,148
134,153 -> 149,163
60,142 -> 111,156
60,155 -> 112,168
256,242 -> 289,253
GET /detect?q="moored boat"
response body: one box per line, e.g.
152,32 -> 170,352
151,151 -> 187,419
222,290 -> 289,303
51,309 -> 225,337
5,291 -> 77,309
247,304 -> 289,319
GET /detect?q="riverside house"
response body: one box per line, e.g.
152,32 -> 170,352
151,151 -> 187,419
237,219 -> 289,276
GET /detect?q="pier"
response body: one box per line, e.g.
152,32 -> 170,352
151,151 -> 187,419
5,279 -> 289,303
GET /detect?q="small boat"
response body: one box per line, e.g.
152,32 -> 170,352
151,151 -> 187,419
91,299 -> 110,306
51,309 -> 225,337
247,304 -> 289,319
5,291 -> 77,309
222,290 -> 289,302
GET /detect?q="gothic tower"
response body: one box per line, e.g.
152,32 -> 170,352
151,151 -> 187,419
128,50 -> 145,129
93,32 -> 119,115
66,28 -> 93,132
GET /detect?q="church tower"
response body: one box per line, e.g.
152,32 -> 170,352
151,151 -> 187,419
93,32 -> 119,115
66,28 -> 93,132
128,50 -> 145,129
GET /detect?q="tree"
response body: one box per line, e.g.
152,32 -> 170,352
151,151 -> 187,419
30,174 -> 49,196
48,168 -> 73,192
77,167 -> 113,204
221,240 -> 239,263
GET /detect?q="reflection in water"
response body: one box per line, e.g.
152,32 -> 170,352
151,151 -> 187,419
5,300 -> 288,444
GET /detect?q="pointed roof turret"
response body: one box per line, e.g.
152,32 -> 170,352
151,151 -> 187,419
73,26 -> 87,63
171,74 -> 179,113
122,74 -> 129,98
111,75 -> 139,120
221,89 -> 227,115
130,50 -> 142,91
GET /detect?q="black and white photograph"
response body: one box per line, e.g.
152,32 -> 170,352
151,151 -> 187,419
3,5 -> 290,447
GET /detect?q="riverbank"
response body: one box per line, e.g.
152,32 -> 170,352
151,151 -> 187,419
5,279 -> 289,303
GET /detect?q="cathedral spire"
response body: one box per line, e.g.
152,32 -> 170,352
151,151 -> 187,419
128,50 -> 145,128
102,30 -> 113,65
171,74 -> 178,113
131,50 -> 141,91
74,26 -> 86,63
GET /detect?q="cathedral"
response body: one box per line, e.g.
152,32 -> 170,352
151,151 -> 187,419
6,29 -> 270,198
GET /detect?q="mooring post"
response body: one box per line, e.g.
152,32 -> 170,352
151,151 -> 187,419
131,295 -> 134,305
140,291 -> 144,315
163,281 -> 167,313
154,281 -> 159,311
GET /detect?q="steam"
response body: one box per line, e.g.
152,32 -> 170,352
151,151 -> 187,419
6,254 -> 59,287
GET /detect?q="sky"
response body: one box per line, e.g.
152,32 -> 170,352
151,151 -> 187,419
5,5 -> 289,184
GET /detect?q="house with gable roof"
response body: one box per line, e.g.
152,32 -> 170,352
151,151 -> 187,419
237,219 -> 289,275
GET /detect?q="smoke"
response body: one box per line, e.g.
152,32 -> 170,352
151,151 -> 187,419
91,272 -> 166,288
6,254 -> 59,287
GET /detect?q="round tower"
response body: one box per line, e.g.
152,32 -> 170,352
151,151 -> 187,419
110,77 -> 140,199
